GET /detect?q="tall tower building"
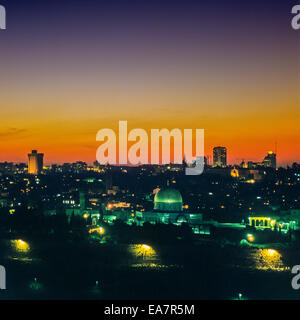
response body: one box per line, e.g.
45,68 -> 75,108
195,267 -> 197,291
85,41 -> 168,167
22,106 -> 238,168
213,147 -> 227,167
263,151 -> 276,169
28,150 -> 44,174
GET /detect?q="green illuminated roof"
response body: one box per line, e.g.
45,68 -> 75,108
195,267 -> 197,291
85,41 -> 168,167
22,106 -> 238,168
154,188 -> 183,204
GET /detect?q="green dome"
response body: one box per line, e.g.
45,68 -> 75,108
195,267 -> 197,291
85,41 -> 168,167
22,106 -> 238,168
154,188 -> 183,212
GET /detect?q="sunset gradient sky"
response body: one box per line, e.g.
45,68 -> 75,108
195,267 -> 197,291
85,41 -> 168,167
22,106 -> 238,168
0,0 -> 299,166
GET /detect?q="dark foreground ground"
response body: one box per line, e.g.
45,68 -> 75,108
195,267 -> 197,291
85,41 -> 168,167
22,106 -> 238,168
0,238 -> 300,300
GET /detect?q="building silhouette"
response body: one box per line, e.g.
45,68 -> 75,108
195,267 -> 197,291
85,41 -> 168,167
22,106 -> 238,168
213,146 -> 227,167
28,150 -> 44,174
263,151 -> 276,169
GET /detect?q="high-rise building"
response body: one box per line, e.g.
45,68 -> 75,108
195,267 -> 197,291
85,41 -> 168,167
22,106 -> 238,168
213,147 -> 227,167
263,151 -> 276,169
28,150 -> 44,174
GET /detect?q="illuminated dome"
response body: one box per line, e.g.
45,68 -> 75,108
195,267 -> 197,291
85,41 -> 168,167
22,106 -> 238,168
154,188 -> 183,212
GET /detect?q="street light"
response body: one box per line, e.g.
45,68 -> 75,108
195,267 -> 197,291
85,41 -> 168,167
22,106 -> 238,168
12,239 -> 30,252
133,244 -> 155,260
247,234 -> 254,242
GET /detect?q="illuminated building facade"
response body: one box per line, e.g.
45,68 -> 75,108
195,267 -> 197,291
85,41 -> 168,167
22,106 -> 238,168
102,187 -> 202,226
248,215 -> 295,234
213,146 -> 227,167
249,216 -> 277,229
28,150 -> 44,175
138,188 -> 202,226
154,188 -> 183,212
263,151 -> 276,169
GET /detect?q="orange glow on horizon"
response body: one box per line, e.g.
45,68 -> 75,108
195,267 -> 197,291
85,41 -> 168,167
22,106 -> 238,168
0,78 -> 298,166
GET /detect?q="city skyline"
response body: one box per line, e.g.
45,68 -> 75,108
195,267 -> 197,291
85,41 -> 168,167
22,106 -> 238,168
0,146 -> 284,167
0,146 -> 283,171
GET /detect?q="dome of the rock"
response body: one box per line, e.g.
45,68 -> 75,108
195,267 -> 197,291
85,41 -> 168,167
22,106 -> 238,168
154,188 -> 183,212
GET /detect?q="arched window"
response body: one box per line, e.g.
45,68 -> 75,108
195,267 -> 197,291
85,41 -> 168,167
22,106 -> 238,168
264,220 -> 268,227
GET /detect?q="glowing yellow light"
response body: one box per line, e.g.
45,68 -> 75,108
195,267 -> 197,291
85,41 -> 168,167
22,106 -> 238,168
231,169 -> 239,178
247,234 -> 254,242
131,244 -> 156,259
83,213 -> 89,219
12,239 -> 30,252
89,227 -> 105,235
267,249 -> 276,256
107,204 -> 112,209
252,249 -> 288,271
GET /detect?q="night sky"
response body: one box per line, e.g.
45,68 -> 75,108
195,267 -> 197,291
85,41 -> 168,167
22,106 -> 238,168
0,0 -> 299,165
